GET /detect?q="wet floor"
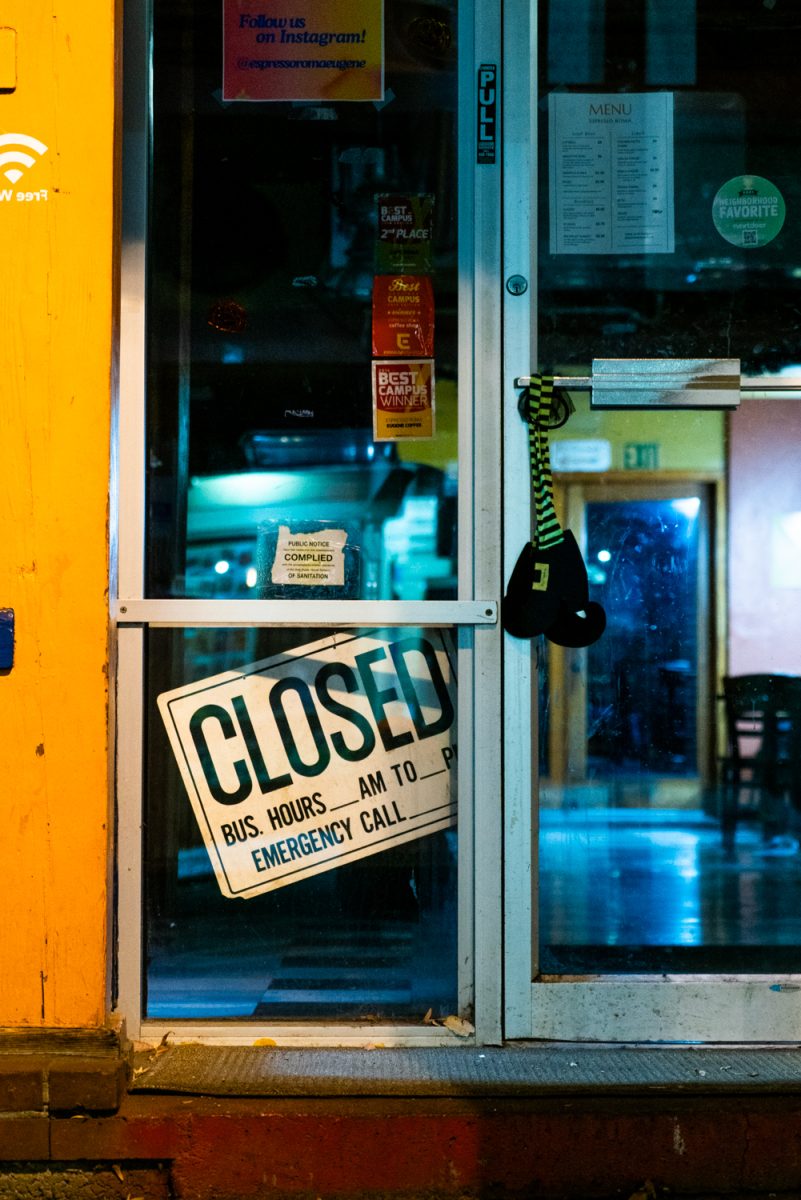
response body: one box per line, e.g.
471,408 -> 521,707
146,800 -> 801,1018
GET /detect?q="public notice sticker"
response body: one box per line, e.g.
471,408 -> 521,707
157,631 -> 457,899
271,525 -> 347,587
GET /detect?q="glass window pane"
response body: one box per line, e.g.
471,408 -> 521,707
538,398 -> 801,975
539,1 -> 801,379
147,0 -> 459,599
145,626 -> 458,1019
537,1 -> 801,978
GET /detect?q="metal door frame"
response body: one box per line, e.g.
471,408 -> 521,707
113,0 -> 507,1046
503,1 -> 801,1043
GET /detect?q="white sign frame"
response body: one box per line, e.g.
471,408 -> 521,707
158,629 -> 457,899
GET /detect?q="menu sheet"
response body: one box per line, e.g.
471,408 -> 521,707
549,92 -> 675,255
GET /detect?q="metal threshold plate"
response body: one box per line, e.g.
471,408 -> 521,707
131,1044 -> 801,1097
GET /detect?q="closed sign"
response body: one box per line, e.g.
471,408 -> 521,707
158,630 -> 457,898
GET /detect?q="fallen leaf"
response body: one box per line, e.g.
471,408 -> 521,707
155,1031 -> 173,1054
112,1164 -> 125,1182
627,1182 -> 657,1200
422,1007 -> 436,1025
443,1015 -> 475,1038
253,1038 -> 277,1047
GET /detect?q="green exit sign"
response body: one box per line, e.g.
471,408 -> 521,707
624,442 -> 660,469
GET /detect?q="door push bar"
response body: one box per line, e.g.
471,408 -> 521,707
514,358 -> 741,409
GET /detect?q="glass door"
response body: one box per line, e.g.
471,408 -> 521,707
116,0 -> 505,1044
506,0 -> 801,1041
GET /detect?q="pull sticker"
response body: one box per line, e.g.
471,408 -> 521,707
712,175 -> 786,248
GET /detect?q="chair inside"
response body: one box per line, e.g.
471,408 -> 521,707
720,673 -> 801,840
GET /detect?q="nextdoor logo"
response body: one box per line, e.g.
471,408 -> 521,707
0,132 -> 49,202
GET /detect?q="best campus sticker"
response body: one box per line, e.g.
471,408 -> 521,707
372,359 -> 435,441
157,630 -> 457,899
372,275 -> 435,359
376,194 -> 435,273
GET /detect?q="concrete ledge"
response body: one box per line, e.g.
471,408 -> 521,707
0,1027 -> 123,1057
48,1059 -> 128,1114
0,1025 -> 129,1115
0,1118 -> 49,1160
41,1093 -> 801,1198
0,1061 -> 46,1113
4,1040 -> 801,1196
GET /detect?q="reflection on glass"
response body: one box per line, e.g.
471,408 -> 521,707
539,398 -> 801,973
539,1 -> 801,378
145,627 -> 458,1019
537,2 -> 801,975
585,498 -> 700,778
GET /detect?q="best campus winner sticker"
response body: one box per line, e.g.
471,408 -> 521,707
712,175 -> 786,249
372,359 -> 435,441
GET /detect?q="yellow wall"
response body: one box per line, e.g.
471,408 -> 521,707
551,392 -> 725,473
0,2 -> 114,1025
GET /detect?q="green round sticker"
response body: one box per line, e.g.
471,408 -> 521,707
712,175 -> 786,248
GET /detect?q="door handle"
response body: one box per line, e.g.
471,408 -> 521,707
515,358 -> 741,409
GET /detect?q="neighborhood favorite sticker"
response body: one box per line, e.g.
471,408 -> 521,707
712,175 -> 786,249
158,630 -> 457,898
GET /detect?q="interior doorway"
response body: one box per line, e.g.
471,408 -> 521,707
545,480 -> 715,799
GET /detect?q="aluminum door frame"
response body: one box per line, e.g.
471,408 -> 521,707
113,0 -> 506,1046
505,1 -> 801,1042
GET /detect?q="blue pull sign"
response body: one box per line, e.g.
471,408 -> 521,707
0,609 -> 14,670
477,64 -> 497,164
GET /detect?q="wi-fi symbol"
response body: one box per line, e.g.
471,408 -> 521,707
0,133 -> 48,185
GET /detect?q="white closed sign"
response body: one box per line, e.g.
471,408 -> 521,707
158,630 -> 457,899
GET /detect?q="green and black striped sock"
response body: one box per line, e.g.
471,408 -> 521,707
528,375 -> 564,551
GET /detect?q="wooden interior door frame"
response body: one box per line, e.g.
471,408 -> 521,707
547,472 -> 722,789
